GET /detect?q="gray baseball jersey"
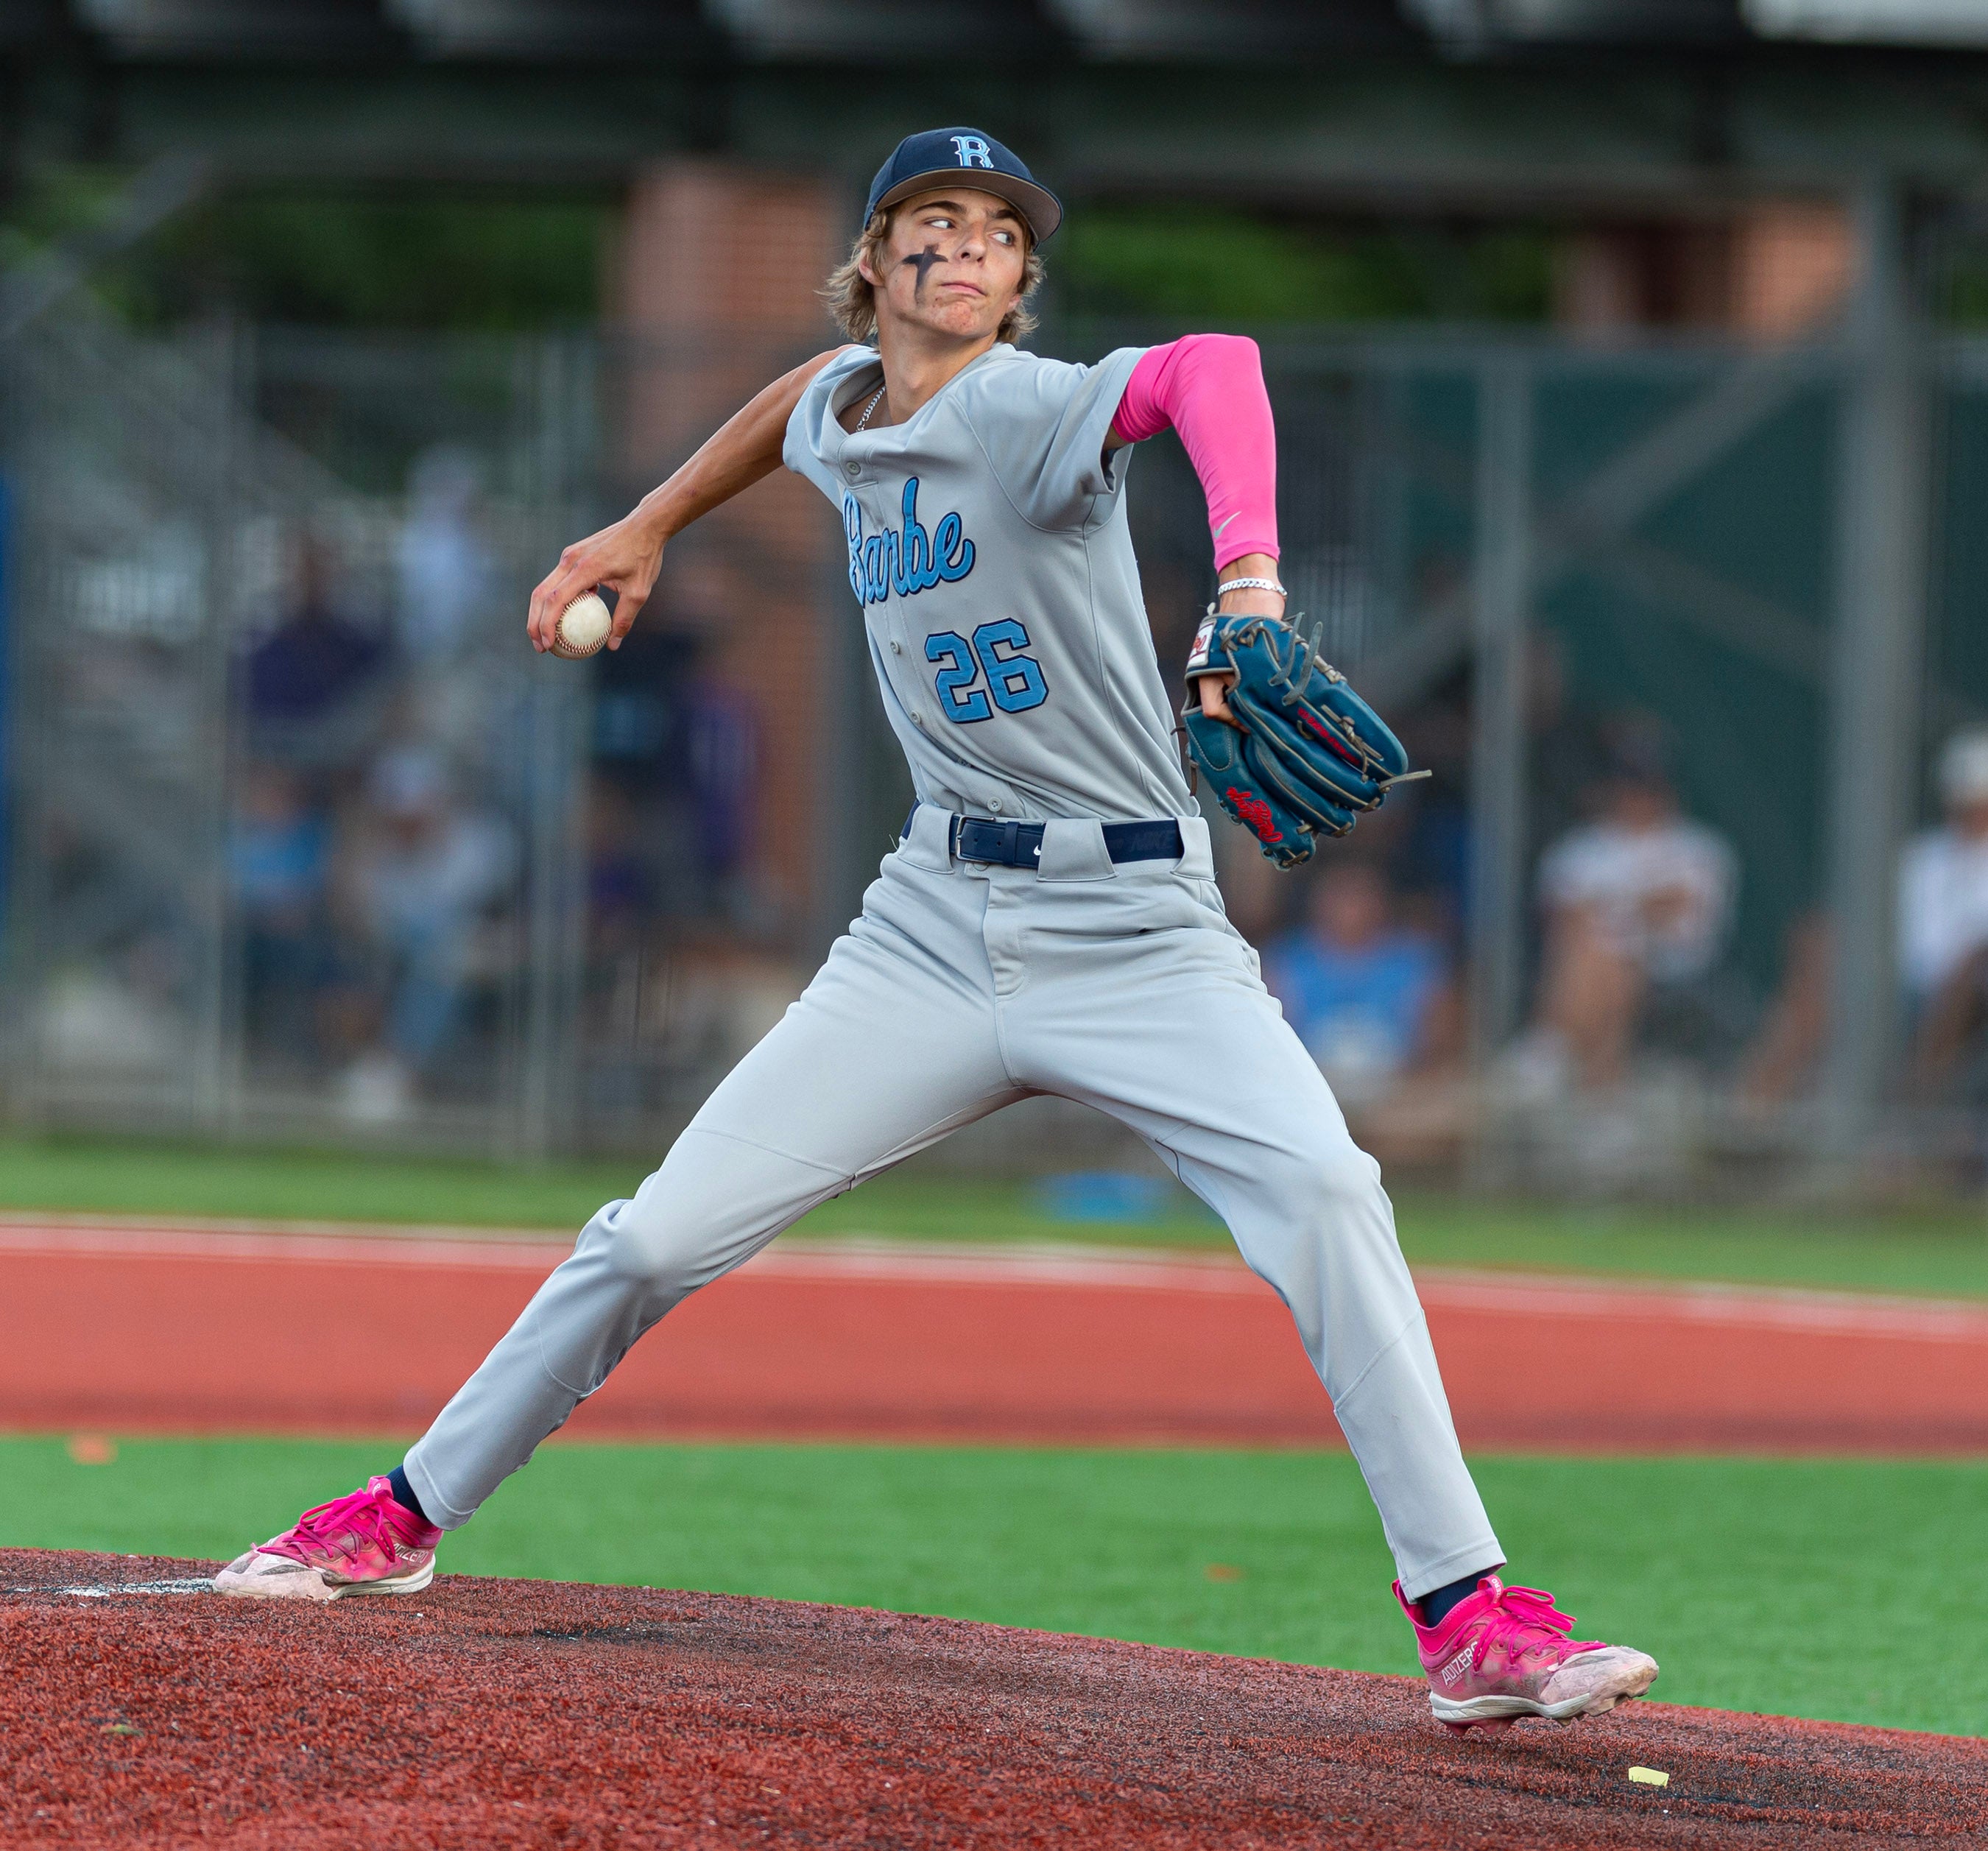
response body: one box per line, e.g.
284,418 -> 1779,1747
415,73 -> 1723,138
785,342 -> 1196,824
398,337 -> 1504,1609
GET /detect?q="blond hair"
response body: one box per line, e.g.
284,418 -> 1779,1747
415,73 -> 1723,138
821,205 -> 1044,346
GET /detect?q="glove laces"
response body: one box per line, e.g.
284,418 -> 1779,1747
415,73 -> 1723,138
1258,615 -> 1377,766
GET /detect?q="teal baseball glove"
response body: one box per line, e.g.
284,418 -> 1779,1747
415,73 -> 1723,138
1180,611 -> 1422,870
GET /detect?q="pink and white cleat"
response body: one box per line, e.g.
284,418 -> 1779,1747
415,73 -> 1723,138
214,1476 -> 442,1604
1396,1576 -> 1657,1735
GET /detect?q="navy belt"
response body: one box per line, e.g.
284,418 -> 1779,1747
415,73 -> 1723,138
901,803 -> 1183,869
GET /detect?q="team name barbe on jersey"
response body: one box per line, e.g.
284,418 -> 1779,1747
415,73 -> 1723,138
845,477 -> 976,607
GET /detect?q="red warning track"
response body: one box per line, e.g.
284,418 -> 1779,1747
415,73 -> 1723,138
2,1219 -> 1987,1451
3,1548 -> 1982,1848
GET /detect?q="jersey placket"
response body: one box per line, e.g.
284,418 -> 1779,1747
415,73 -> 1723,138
870,602 -> 923,730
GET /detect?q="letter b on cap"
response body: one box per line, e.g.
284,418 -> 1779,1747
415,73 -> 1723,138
951,135 -> 993,169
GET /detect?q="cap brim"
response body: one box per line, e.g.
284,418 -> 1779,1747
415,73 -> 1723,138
871,169 -> 1062,244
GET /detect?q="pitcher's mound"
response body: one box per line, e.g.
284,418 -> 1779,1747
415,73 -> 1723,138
3,1548 -> 1980,1847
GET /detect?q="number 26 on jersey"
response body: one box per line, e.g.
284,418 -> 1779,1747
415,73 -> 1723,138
925,621 -> 1048,723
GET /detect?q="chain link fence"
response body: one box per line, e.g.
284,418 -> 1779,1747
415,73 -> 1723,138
1,303 -> 1981,1191
0,309 -> 592,1153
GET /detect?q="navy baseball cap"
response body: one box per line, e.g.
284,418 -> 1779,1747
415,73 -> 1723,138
864,127 -> 1062,244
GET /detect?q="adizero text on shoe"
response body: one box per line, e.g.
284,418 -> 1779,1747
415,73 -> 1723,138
214,1475 -> 442,1603
1395,1576 -> 1657,1734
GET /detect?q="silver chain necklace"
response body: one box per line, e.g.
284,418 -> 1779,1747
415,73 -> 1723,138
853,384 -> 887,432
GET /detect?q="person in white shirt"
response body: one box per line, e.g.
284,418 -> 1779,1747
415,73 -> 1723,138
1523,731 -> 1738,1091
1900,728 -> 1988,1087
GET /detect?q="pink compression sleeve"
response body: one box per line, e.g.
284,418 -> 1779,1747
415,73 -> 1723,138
1109,334 -> 1279,569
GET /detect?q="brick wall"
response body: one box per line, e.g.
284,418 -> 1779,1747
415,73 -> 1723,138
1554,200 -> 1854,339
613,160 -> 847,935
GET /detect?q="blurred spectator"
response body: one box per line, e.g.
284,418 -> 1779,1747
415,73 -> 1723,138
1368,635 -> 1601,953
331,746 -> 518,1116
1380,695 -> 1470,943
1719,730 -> 1988,1109
1902,728 -> 1988,1092
685,677 -> 760,897
1736,912 -> 1832,1107
1264,861 -> 1462,1104
244,533 -> 390,765
591,622 -> 762,917
394,445 -> 505,756
588,776 -> 654,957
230,764 -> 333,1064
1524,630 -> 1611,875
1516,724 -> 1738,1093
394,445 -> 495,665
591,622 -> 685,794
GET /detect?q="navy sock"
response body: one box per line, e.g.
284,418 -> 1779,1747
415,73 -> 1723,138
1418,1568 -> 1496,1628
385,1464 -> 430,1527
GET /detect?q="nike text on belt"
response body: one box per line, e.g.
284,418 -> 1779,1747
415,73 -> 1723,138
901,803 -> 1185,869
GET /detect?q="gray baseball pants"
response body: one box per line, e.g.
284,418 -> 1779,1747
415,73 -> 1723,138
404,808 -> 1504,1600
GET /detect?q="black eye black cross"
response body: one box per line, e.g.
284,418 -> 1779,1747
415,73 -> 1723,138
903,245 -> 946,299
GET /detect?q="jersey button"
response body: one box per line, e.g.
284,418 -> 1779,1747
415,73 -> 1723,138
988,798 -> 1004,812
844,462 -> 861,481
912,711 -> 926,727
889,639 -> 903,655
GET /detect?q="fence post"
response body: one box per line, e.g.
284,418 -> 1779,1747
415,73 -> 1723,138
1822,176 -> 1930,1150
199,317 -> 242,1135
517,334 -> 593,1161
1469,356 -> 1533,1077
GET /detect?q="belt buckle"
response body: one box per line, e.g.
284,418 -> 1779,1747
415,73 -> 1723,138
955,817 -> 1020,865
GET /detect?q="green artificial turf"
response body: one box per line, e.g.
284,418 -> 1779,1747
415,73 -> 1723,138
0,1136 -> 643,1231
2,1435 -> 1979,1738
1,1132 -> 1986,1300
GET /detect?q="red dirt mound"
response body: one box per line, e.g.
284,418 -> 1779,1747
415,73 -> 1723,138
3,1549 -> 1981,1849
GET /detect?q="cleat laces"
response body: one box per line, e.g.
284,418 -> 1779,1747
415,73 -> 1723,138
261,1479 -> 421,1570
1462,1579 -> 1603,1678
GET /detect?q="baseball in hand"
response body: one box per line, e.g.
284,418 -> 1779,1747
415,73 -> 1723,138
551,590 -> 613,659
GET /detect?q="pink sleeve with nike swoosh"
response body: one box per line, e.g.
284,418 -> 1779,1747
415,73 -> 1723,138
1108,334 -> 1280,570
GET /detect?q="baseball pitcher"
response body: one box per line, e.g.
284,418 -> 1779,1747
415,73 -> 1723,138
217,127 -> 1657,1736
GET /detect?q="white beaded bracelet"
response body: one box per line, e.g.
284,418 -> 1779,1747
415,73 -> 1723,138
1216,577 -> 1286,598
